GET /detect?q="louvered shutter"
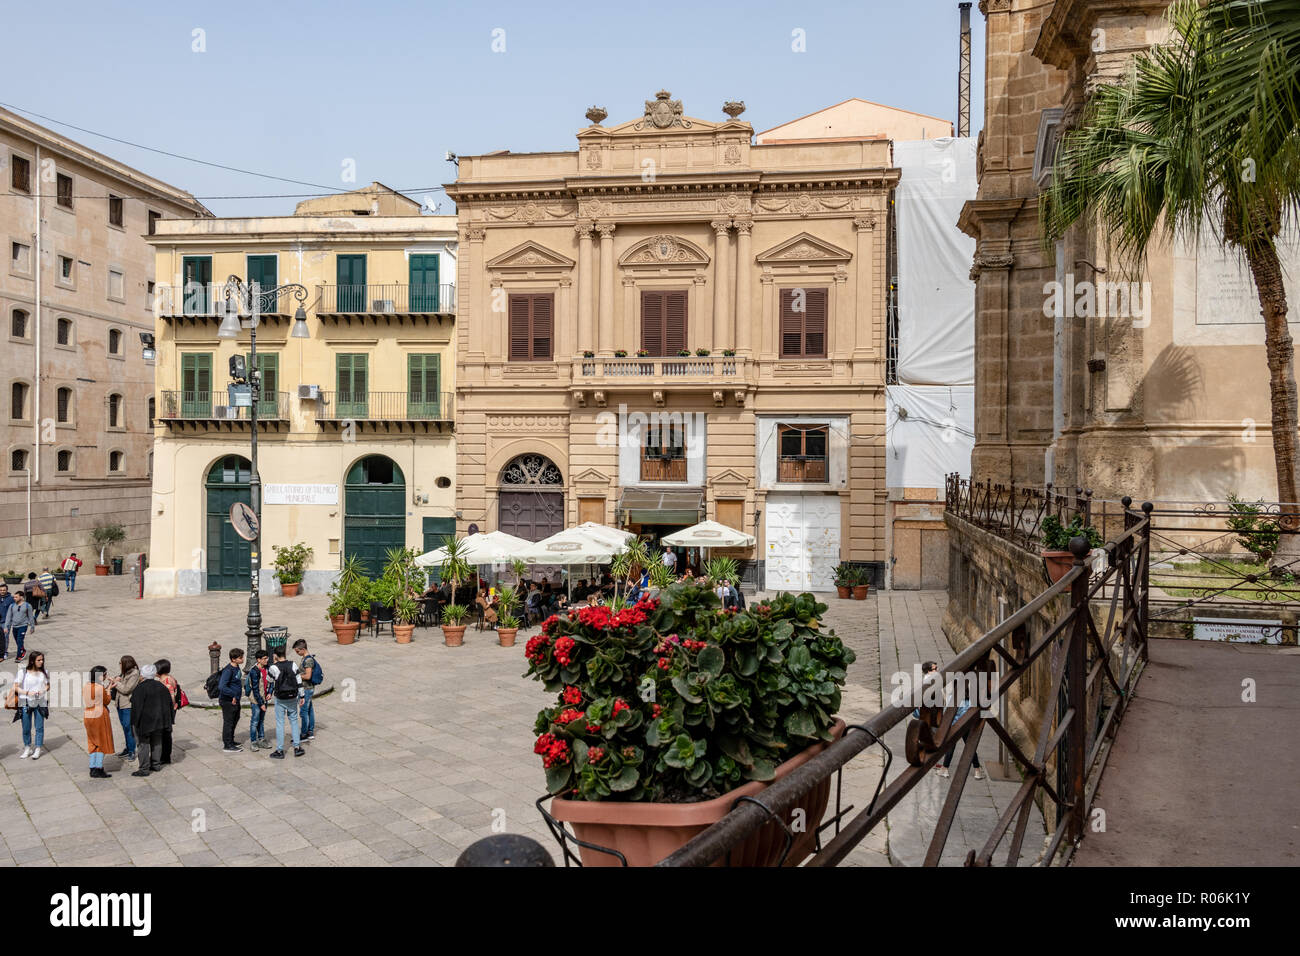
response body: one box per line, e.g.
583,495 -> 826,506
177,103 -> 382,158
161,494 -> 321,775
779,289 -> 801,357
642,291 -> 664,355
532,295 -> 553,360
665,291 -> 687,355
804,288 -> 827,357
508,295 -> 531,361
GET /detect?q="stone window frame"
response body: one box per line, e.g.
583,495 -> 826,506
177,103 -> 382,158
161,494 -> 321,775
54,315 -> 75,351
55,171 -> 74,211
1033,108 -> 1065,189
107,326 -> 125,361
107,194 -> 125,231
54,383 -> 76,428
55,252 -> 77,291
106,448 -> 126,476
7,445 -> 31,477
107,267 -> 126,305
8,148 -> 33,195
9,378 -> 32,424
9,238 -> 32,279
9,306 -> 32,344
55,447 -> 75,475
106,390 -> 126,431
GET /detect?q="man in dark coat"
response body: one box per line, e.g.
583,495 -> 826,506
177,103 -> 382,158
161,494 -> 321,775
130,664 -> 174,776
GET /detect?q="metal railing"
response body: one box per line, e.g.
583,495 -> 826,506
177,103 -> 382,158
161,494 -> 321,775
778,456 -> 828,483
315,390 -> 453,422
942,474 -> 1129,551
655,502 -> 1152,867
577,356 -> 744,380
315,283 -> 456,314
158,390 -> 289,421
156,283 -> 302,317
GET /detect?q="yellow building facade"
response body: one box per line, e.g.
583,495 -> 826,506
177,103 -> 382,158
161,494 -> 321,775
144,187 -> 457,596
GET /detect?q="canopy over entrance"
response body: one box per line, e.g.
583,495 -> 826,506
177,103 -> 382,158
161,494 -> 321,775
618,487 -> 704,526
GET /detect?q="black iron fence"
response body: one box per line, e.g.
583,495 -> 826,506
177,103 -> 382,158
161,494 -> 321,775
315,283 -> 456,314
158,390 -> 289,421
315,390 -> 453,422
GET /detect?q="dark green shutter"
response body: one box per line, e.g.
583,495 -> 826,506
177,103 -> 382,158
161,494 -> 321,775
248,352 -> 278,417
247,256 -> 278,311
181,353 -> 212,417
182,256 -> 212,315
336,353 -> 368,418
337,255 -> 367,312
409,254 -> 440,312
407,353 -> 440,418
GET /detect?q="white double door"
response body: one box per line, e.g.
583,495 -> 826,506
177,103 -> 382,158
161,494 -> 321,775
764,493 -> 841,592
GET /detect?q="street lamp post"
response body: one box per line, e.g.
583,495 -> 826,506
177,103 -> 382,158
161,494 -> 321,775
218,275 -> 310,668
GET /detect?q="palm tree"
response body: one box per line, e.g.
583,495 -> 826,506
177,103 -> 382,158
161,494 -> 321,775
1041,1 -> 1300,544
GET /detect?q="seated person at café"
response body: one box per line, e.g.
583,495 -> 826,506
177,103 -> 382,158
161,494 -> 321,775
476,588 -> 499,628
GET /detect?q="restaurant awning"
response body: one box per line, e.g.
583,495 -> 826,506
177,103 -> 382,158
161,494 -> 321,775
618,487 -> 704,526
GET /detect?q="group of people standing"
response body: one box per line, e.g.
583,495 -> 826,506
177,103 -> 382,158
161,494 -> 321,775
214,640 -> 321,758
0,554 -> 82,663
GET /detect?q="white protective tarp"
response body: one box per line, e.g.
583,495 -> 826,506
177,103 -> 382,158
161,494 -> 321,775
885,384 -> 975,489
894,138 -> 977,385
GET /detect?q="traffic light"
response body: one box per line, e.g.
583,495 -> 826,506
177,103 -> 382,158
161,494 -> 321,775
229,354 -> 247,382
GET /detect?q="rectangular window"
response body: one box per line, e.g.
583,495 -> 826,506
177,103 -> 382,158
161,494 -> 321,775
247,255 -> 278,310
56,173 -> 73,208
59,256 -> 74,283
407,353 -> 441,418
146,281 -> 155,311
507,294 -> 553,362
777,424 -> 829,483
779,287 -> 828,358
180,352 -> 213,417
10,242 -> 30,273
336,255 -> 367,311
108,195 -> 124,227
248,352 -> 279,416
336,353 -> 369,418
11,155 -> 30,192
716,499 -> 745,532
182,255 -> 212,314
109,269 -> 125,301
641,290 -> 688,356
641,419 -> 687,482
147,210 -> 161,235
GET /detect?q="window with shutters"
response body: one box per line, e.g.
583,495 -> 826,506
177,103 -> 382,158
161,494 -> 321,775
779,287 -> 828,358
641,418 -> 687,482
507,294 -> 553,362
407,353 -> 441,418
10,155 -> 30,193
180,352 -> 213,417
640,290 -> 688,356
777,424 -> 829,482
336,353 -> 369,418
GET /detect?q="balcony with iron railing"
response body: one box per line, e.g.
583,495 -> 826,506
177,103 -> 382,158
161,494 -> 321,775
315,390 -> 454,432
315,283 -> 456,318
158,390 -> 289,427
777,456 -> 828,483
155,283 -> 303,322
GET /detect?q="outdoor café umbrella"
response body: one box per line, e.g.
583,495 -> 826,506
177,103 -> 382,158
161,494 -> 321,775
661,519 -> 756,549
518,523 -> 635,599
416,530 -> 534,571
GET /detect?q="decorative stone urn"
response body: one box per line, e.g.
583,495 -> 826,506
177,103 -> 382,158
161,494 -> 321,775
585,106 -> 608,126
722,101 -> 746,120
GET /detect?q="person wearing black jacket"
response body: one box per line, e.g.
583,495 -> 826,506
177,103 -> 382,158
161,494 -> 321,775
130,664 -> 174,776
246,649 -> 270,750
217,648 -> 244,753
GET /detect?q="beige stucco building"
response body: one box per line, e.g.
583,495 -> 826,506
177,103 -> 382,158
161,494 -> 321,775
446,92 -> 901,590
0,106 -> 208,575
144,186 -> 458,597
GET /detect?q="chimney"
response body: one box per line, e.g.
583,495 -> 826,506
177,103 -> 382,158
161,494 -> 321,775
958,2 -> 972,138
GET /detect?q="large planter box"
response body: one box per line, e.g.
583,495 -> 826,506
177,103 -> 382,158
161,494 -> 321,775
550,719 -> 845,867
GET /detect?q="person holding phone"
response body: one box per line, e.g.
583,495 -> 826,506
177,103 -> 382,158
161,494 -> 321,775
15,650 -> 50,759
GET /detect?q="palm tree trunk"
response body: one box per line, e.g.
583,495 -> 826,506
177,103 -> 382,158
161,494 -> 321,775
1243,233 -> 1300,555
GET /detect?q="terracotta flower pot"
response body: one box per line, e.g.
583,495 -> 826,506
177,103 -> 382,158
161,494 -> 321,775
852,585 -> 869,599
835,585 -> 851,599
333,622 -> 359,645
1041,550 -> 1082,584
497,627 -> 518,647
394,623 -> 415,644
442,624 -> 467,647
551,719 -> 846,867
281,582 -> 300,597
94,564 -> 109,576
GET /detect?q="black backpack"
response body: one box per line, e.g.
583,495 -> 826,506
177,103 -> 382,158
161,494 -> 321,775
272,662 -> 299,700
203,669 -> 223,700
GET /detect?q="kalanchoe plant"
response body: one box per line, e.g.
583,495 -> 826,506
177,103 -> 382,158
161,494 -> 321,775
614,349 -> 629,358
525,582 -> 855,803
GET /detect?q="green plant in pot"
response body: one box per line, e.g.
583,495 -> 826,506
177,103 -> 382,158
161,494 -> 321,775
495,584 -> 521,647
439,537 -> 474,646
526,585 -> 855,866
378,547 -> 422,643
832,563 -> 854,598
1040,514 -> 1104,584
272,542 -> 313,596
90,524 -> 126,574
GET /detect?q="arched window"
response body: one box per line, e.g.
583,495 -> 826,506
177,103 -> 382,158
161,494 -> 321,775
108,328 -> 123,355
147,396 -> 155,428
10,449 -> 28,472
108,450 -> 124,473
108,393 -> 123,428
56,317 -> 72,346
56,387 -> 73,424
10,382 -> 28,420
56,449 -> 73,473
500,454 -> 563,486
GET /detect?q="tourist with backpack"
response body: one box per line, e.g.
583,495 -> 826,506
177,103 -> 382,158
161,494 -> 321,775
246,649 -> 271,750
216,648 -> 245,753
293,639 -> 321,742
266,647 -> 304,759
105,655 -> 140,763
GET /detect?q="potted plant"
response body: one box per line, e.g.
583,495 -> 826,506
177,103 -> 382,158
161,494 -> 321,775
832,563 -> 853,599
722,348 -> 736,357
583,350 -> 596,359
528,586 -> 855,866
676,349 -> 691,357
695,347 -> 710,357
330,578 -> 366,644
272,542 -> 313,597
636,349 -> 650,358
2,571 -> 21,586
377,547 -> 422,643
851,566 -> 870,599
614,349 -> 628,358
1040,514 -> 1104,583
90,524 -> 126,575
439,536 -> 474,646
496,585 -> 521,647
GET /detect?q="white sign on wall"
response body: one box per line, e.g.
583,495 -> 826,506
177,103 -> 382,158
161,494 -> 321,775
264,483 -> 339,506
1191,617 -> 1287,645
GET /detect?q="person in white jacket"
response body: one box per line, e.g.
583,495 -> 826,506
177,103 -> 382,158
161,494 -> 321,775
14,650 -> 50,759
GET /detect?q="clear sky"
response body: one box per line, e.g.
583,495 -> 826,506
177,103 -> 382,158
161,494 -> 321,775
2,0 -> 985,217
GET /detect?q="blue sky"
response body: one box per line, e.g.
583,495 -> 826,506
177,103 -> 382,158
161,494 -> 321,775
3,0 -> 984,217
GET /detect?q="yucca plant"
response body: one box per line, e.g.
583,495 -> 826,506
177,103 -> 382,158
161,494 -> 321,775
497,584 -> 521,629
704,555 -> 739,586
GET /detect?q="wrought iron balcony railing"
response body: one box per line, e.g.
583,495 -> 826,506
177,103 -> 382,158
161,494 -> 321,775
159,390 -> 289,421
315,390 -> 454,422
315,283 -> 456,315
155,283 -> 302,318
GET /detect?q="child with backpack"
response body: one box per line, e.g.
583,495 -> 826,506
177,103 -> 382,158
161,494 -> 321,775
245,649 -> 271,750
266,647 -> 304,759
292,639 -> 322,742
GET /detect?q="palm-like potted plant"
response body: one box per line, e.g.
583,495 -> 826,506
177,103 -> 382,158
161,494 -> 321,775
496,584 -> 521,647
851,565 -> 870,600
378,547 -> 422,643
90,524 -> 126,575
328,554 -> 369,642
439,536 -> 474,646
1039,514 -> 1104,584
528,586 -> 855,866
272,542 -> 313,597
832,563 -> 853,599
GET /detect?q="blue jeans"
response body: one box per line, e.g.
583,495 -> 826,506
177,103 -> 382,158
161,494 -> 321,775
65,570 -> 77,592
89,752 -> 104,769
117,707 -> 136,755
273,697 -> 301,751
300,686 -> 315,736
7,626 -> 26,657
249,700 -> 267,742
20,705 -> 44,748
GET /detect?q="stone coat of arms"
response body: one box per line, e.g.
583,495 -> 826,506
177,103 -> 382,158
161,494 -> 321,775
638,90 -> 692,130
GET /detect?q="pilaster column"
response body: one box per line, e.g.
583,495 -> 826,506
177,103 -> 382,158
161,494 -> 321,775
733,219 -> 753,355
465,226 -> 487,361
597,222 -> 616,355
576,222 -> 594,355
711,219 -> 731,352
853,215 -> 877,355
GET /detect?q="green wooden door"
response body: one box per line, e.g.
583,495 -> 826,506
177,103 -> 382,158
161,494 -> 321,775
336,353 -> 368,419
249,352 -> 279,417
409,254 -> 439,312
406,353 -> 440,419
344,456 -> 406,576
182,256 -> 212,315
247,255 -> 278,312
337,255 -> 367,312
206,456 -> 252,591
422,517 -> 456,585
181,353 -> 212,417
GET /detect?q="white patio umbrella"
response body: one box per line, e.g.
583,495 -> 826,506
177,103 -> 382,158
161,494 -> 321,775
415,530 -> 533,568
661,519 -> 756,549
518,523 -> 635,599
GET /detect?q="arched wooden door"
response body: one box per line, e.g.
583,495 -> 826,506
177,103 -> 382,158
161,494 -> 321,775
498,454 -> 564,542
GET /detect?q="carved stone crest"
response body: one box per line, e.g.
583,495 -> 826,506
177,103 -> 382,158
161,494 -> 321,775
637,90 -> 692,130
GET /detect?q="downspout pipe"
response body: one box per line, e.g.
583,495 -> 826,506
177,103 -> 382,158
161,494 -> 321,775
33,145 -> 42,486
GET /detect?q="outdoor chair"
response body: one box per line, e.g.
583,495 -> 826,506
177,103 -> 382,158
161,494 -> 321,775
369,600 -> 394,638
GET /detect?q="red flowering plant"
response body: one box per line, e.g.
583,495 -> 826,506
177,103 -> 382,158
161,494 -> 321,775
525,582 -> 855,802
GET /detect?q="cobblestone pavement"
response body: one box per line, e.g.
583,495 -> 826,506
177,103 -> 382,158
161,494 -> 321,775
0,576 -> 1042,866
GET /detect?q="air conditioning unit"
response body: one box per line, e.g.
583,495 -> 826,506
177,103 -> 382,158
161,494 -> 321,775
373,299 -> 395,312
298,385 -> 320,401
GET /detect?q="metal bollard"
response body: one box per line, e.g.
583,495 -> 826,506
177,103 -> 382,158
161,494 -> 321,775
208,641 -> 222,675
455,834 -> 555,867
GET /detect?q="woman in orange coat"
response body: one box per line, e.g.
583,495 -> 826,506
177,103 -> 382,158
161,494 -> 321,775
83,665 -> 115,779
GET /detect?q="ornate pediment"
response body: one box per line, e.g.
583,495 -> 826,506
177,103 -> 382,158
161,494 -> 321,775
486,241 -> 575,271
709,468 -> 750,488
755,233 -> 853,266
572,468 -> 612,487
619,235 -> 711,268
